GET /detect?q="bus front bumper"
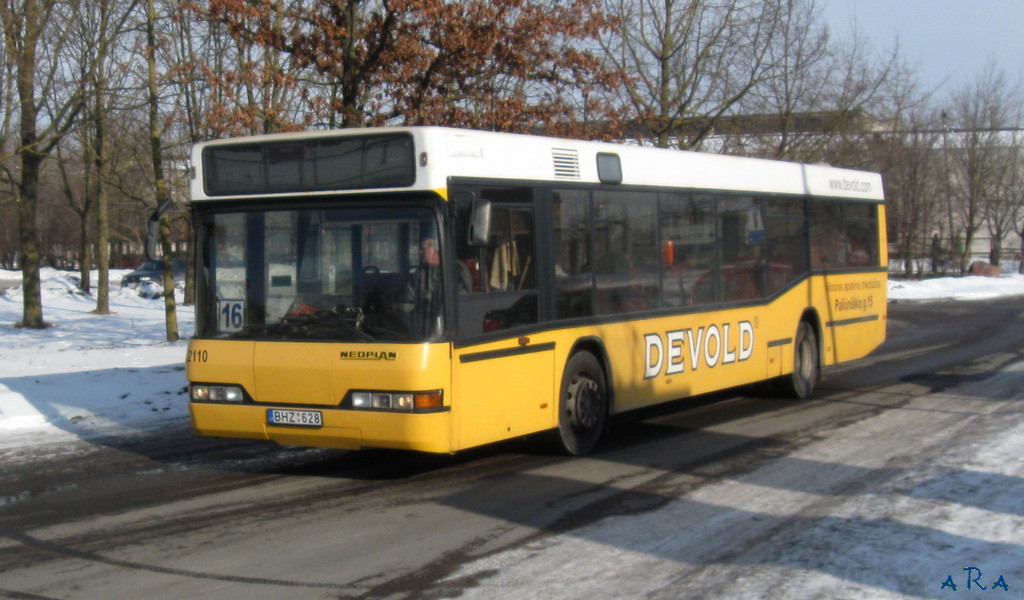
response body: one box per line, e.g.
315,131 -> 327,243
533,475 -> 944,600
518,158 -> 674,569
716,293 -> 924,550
188,402 -> 453,453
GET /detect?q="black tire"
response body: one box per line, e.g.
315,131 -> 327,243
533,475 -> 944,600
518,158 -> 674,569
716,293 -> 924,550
556,351 -> 608,455
778,320 -> 818,399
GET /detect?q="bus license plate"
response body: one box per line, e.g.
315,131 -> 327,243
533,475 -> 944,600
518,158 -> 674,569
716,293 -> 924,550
267,409 -> 323,427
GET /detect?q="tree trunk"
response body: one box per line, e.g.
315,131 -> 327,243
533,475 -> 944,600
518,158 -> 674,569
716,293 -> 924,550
159,213 -> 178,341
1019,238 -> 1024,274
78,216 -> 92,295
17,153 -> 45,328
184,214 -> 195,306
94,180 -> 111,314
989,237 -> 1001,267
93,80 -> 111,314
3,0 -> 83,323
15,23 -> 45,329
148,0 -> 178,341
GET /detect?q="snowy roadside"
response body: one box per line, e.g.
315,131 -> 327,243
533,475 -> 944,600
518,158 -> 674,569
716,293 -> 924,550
0,268 -> 194,450
887,272 -> 1024,301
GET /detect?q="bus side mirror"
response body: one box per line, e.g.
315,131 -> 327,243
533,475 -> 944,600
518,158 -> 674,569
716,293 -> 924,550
145,211 -> 160,260
468,198 -> 492,246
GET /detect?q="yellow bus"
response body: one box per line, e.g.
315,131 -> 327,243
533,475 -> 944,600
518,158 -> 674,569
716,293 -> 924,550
186,127 -> 886,455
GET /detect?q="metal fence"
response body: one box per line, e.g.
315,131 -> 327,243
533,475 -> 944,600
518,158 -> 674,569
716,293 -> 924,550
888,236 -> 1023,277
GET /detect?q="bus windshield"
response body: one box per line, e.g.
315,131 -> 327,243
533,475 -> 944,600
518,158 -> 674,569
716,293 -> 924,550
197,205 -> 444,342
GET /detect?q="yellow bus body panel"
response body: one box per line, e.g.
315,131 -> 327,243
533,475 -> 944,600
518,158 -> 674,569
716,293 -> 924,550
595,307 -> 766,412
453,339 -> 556,449
816,271 -> 888,365
187,339 -> 455,453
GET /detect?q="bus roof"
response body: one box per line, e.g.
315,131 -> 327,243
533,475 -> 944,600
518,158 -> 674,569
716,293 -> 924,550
190,126 -> 884,203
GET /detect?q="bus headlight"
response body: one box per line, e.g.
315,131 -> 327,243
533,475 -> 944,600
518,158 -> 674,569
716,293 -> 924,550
191,384 -> 245,402
348,391 -> 442,412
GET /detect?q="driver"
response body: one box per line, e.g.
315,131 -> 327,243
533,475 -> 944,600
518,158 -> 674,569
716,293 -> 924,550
406,237 -> 444,337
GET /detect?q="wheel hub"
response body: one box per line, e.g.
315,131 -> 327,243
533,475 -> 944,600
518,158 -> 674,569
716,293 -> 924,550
566,374 -> 600,430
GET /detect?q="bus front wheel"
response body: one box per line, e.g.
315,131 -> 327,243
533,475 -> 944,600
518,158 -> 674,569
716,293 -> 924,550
557,351 -> 607,455
778,321 -> 818,399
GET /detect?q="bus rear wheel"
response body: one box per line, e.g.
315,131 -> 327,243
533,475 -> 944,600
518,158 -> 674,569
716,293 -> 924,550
557,351 -> 607,455
778,320 -> 818,399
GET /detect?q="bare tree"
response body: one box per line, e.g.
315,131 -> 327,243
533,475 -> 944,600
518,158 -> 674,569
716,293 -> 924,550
0,0 -> 85,328
75,0 -> 145,313
944,64 -> 1019,273
985,132 -> 1024,267
0,12 -> 18,268
600,0 -> 790,149
145,0 -> 178,339
55,139 -> 94,291
979,83 -> 1024,268
729,0 -> 832,160
1009,145 -> 1024,274
836,44 -> 935,276
879,114 -> 944,276
736,0 -> 908,167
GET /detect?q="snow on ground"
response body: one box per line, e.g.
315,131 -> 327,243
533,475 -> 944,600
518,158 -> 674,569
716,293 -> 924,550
888,272 -> 1024,301
445,391 -> 1024,600
0,268 -> 194,449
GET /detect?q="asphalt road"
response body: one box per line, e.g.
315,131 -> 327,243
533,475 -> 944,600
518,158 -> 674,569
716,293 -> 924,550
2,297 -> 1023,599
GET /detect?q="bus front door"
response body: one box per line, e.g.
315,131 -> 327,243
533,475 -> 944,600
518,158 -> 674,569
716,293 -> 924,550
453,341 -> 556,450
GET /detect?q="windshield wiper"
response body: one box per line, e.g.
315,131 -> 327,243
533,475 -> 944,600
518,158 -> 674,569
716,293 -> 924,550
276,306 -> 375,341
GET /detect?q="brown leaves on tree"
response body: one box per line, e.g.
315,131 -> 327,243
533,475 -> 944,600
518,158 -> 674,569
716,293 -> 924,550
203,0 -> 619,136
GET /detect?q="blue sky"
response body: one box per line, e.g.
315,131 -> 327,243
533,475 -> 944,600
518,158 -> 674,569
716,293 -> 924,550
822,0 -> 1024,96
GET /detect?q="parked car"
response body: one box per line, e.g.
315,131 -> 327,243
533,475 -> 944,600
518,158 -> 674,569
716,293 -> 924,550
121,258 -> 186,297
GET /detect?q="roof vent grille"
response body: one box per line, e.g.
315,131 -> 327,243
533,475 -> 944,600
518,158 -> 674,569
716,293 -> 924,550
552,148 -> 581,180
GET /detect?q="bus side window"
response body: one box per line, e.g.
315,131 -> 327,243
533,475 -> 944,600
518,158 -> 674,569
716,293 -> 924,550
719,197 -> 765,302
485,208 -> 536,292
660,194 -> 715,307
810,202 -> 844,269
554,190 -> 593,319
844,203 -> 879,267
593,191 -> 658,314
454,189 -> 538,337
764,198 -> 808,294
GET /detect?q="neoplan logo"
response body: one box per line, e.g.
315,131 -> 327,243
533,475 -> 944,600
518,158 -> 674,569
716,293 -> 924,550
339,350 -> 397,360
